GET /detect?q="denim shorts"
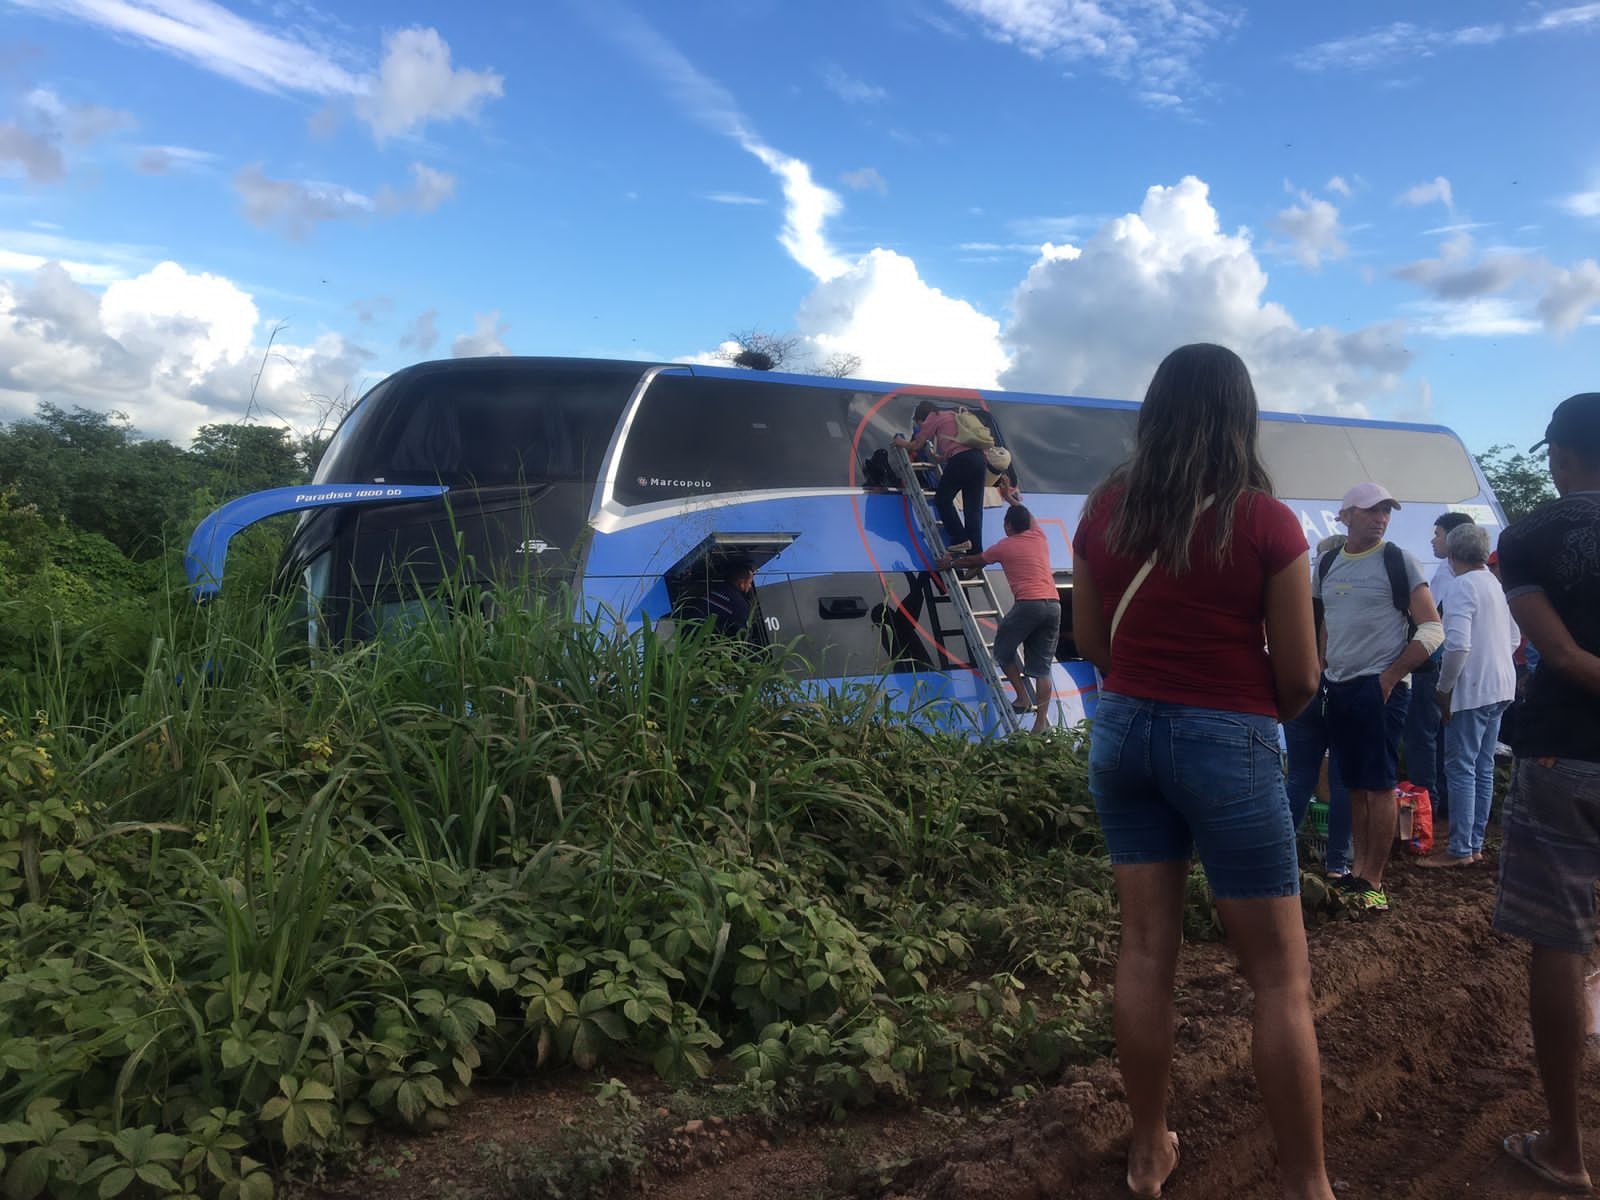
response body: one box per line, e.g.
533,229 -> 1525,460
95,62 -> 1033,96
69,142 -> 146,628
1324,674 -> 1410,792
992,599 -> 1061,678
1494,758 -> 1600,955
1089,692 -> 1300,900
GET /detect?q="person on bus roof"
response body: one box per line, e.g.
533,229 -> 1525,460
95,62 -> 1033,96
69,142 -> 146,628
892,400 -> 990,555
1313,483 -> 1443,914
938,488 -> 1061,734
1072,342 -> 1333,1200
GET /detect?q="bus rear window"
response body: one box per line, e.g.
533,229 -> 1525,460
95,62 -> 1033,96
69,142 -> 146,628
1259,422 -> 1479,503
332,363 -> 642,486
613,374 -> 859,505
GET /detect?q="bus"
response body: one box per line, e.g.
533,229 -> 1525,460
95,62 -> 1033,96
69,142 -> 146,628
189,356 -> 1507,735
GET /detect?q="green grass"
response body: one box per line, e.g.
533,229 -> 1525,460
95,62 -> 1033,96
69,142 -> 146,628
0,566 -> 1130,1199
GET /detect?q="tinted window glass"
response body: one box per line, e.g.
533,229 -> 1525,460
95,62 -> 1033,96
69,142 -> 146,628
988,401 -> 1138,495
1344,427 -> 1480,503
333,363 -> 642,486
313,379 -> 389,483
1259,422 -> 1479,503
614,374 -> 859,504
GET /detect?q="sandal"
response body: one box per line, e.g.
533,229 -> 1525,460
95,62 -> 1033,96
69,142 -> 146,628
1127,1131 -> 1180,1199
1502,1131 -> 1593,1192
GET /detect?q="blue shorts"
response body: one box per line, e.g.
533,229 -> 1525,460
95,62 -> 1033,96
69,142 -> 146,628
1089,692 -> 1300,900
1324,675 -> 1409,792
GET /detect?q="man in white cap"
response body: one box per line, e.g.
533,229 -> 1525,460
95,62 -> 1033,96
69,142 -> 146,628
1312,482 -> 1444,912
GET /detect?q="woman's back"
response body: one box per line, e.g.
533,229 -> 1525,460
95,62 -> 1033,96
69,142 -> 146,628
1073,486 -> 1309,718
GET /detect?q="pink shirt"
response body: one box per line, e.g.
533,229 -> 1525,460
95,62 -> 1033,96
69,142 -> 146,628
982,526 -> 1057,601
917,410 -> 968,463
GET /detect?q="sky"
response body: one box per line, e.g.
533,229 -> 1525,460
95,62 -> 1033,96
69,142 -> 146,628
0,0 -> 1597,460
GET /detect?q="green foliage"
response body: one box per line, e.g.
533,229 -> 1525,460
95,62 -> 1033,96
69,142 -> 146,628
0,558 -> 1179,1197
1477,443 -> 1557,523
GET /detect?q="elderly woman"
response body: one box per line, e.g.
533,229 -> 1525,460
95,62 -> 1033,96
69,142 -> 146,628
1420,523 -> 1520,868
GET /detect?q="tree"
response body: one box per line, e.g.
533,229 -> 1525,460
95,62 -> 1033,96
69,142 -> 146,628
721,330 -> 801,373
718,330 -> 860,378
191,423 -> 306,495
1476,444 -> 1556,523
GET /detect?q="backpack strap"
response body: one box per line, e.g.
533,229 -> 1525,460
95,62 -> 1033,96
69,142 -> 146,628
1382,542 -> 1418,638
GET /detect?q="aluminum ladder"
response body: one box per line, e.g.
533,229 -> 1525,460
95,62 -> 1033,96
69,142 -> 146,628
887,445 -> 1028,734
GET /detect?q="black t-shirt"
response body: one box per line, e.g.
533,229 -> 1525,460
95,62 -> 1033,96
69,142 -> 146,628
705,583 -> 753,639
1496,491 -> 1600,761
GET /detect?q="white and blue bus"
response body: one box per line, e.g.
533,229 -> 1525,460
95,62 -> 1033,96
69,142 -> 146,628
187,356 -> 1506,734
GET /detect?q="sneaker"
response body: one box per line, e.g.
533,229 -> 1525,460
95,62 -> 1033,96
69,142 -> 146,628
944,540 -> 972,554
1360,888 -> 1390,912
1334,874 -> 1369,894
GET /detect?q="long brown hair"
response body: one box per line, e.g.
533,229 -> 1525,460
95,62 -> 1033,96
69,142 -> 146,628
1088,343 -> 1274,573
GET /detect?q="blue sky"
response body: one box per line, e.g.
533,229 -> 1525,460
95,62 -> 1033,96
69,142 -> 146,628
1,0 -> 1596,458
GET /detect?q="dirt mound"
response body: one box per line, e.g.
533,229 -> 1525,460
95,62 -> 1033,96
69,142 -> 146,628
881,857 -> 1595,1200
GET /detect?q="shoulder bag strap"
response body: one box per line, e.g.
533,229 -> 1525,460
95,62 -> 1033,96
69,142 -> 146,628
1109,495 -> 1216,649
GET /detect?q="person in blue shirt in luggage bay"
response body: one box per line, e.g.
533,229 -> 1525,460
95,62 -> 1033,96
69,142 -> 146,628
1312,482 -> 1444,913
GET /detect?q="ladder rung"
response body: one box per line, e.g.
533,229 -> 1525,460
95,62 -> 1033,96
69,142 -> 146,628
958,577 -> 989,587
970,608 -> 999,618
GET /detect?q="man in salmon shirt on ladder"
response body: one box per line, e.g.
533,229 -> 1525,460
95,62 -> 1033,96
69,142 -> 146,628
940,484 -> 1062,734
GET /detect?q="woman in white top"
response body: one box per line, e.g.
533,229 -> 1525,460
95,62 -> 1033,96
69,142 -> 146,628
1420,522 -> 1520,867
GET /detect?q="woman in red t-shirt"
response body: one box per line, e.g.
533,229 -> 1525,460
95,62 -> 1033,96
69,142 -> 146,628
1070,343 -> 1330,1199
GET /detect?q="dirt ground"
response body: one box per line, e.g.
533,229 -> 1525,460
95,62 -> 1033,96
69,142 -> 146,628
303,850 -> 1600,1200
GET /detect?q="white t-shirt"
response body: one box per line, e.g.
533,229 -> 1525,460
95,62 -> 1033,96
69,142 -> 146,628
1429,559 -> 1457,613
1438,567 -> 1519,711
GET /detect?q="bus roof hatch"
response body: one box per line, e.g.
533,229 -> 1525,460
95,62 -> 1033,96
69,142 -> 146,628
664,532 -> 799,584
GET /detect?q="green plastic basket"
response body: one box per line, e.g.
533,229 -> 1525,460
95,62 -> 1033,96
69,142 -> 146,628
1306,800 -> 1330,837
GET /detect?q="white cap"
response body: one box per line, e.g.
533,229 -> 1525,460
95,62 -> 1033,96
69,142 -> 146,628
1340,481 -> 1400,511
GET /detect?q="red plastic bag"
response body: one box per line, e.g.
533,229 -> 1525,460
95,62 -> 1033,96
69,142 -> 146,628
1397,782 -> 1434,855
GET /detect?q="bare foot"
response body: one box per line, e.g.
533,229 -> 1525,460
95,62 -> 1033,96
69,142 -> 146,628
1127,1131 -> 1179,1198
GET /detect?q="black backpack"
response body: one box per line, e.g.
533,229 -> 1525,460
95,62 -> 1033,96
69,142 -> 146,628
861,448 -> 895,489
1314,542 -> 1416,638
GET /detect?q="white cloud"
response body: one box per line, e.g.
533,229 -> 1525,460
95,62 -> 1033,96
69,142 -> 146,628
399,308 -> 438,354
1538,260 -> 1600,334
1293,9 -> 1598,72
233,162 -> 454,238
794,249 -> 1008,386
820,62 -> 887,103
1531,3 -> 1600,30
1409,297 -> 1541,338
355,27 -> 503,144
232,165 -> 372,238
135,143 -> 218,174
0,258 -> 374,439
375,162 -> 456,214
1000,176 -> 1411,415
942,0 -> 1241,107
1272,191 -> 1347,268
1397,176 -> 1453,208
0,84 -> 134,183
0,123 -> 64,183
0,227 -> 157,285
10,0 -> 366,95
1392,233 -> 1600,336
1562,186 -> 1600,218
11,3 -> 500,146
452,312 -> 509,357
1326,175 -> 1352,197
703,192 -> 766,205
840,166 -> 887,195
